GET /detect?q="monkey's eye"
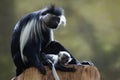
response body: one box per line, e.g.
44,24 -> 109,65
41,12 -> 47,16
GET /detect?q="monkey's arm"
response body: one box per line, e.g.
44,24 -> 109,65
23,38 -> 46,75
54,62 -> 76,72
11,12 -> 36,57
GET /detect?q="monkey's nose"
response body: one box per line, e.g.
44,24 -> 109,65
52,17 -> 60,24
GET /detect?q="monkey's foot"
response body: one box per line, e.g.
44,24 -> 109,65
81,61 -> 94,66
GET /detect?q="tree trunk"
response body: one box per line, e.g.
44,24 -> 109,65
12,65 -> 100,80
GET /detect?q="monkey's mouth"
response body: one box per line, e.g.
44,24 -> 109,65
48,15 -> 66,29
43,16 -> 60,29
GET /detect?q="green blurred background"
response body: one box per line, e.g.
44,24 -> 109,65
0,0 -> 120,80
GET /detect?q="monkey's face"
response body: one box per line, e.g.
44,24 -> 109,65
60,55 -> 69,65
41,5 -> 66,29
42,14 -> 61,29
58,51 -> 72,65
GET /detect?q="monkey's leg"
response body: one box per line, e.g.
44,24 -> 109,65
41,53 -> 53,69
24,43 -> 46,75
25,52 -> 46,75
13,52 -> 25,76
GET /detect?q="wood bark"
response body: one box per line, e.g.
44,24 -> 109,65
12,65 -> 100,80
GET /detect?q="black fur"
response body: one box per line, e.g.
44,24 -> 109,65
42,41 -> 77,72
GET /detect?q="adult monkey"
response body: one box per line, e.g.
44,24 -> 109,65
11,5 -> 79,76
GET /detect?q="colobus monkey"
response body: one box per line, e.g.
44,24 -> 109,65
11,5 -> 79,76
44,51 -> 75,80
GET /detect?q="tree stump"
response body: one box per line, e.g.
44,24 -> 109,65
12,65 -> 100,80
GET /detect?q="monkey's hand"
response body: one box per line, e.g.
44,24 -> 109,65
55,63 -> 76,72
65,67 -> 76,72
47,59 -> 53,70
37,64 -> 46,75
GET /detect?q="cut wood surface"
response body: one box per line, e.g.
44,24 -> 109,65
13,65 -> 101,80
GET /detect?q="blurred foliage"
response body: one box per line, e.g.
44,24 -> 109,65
0,0 -> 120,80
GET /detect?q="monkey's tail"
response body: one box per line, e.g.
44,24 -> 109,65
52,64 -> 60,80
48,59 -> 60,80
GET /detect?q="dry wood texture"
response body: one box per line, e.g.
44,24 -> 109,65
12,65 -> 100,80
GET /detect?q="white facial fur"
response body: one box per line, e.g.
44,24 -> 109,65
58,15 -> 66,27
59,51 -> 72,65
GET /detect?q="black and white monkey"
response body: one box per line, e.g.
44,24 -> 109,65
11,5 -> 79,76
43,51 -> 75,80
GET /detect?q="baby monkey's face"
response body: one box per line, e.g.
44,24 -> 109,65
60,54 -> 69,64
58,51 -> 72,65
